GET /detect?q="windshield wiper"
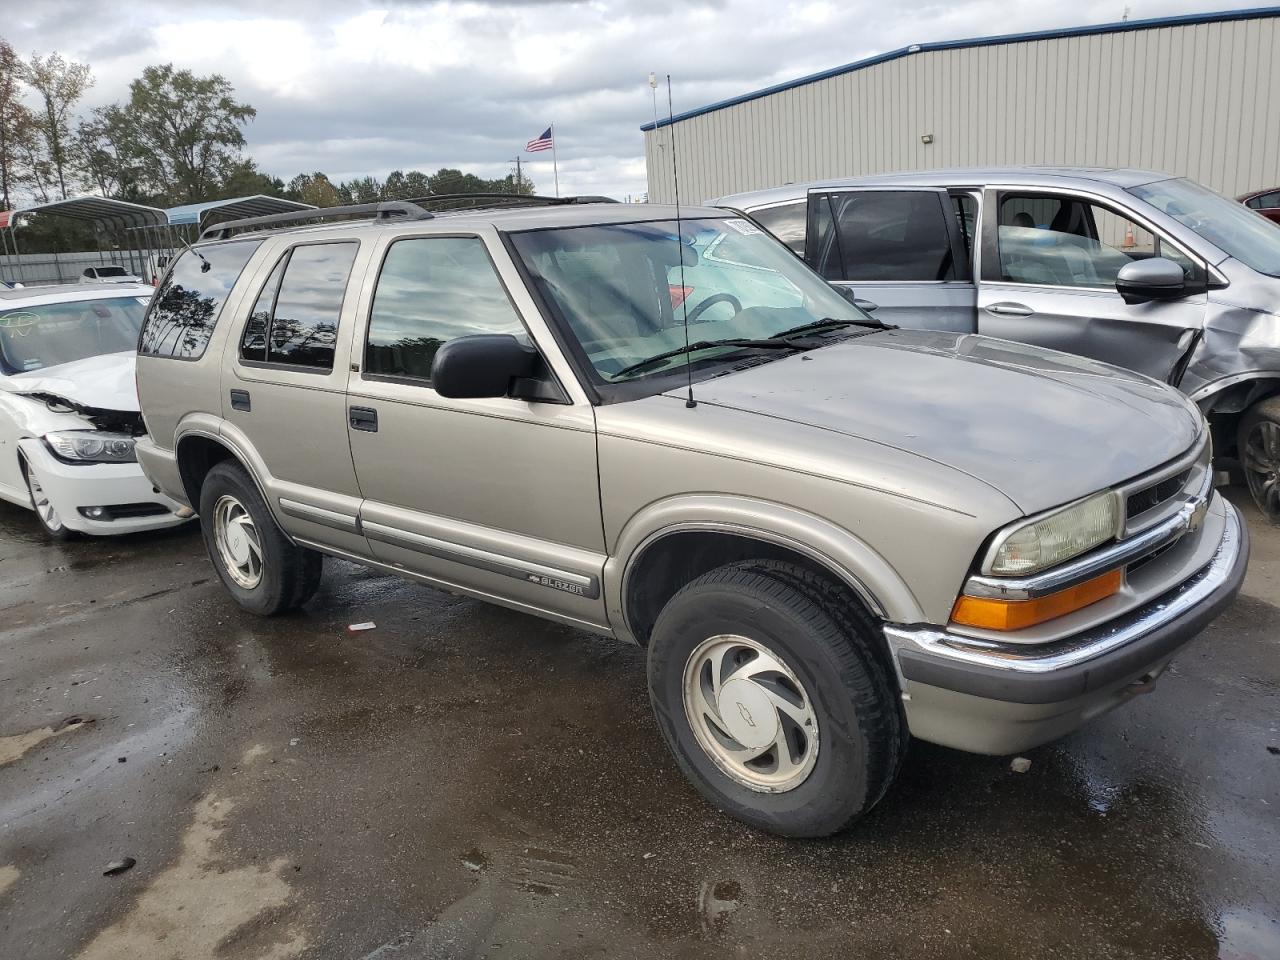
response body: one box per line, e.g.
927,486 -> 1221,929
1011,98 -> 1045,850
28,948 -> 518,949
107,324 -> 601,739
770,316 -> 890,339
613,338 -> 807,379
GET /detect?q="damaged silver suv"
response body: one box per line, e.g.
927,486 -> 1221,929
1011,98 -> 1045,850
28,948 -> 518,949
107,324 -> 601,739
134,198 -> 1247,836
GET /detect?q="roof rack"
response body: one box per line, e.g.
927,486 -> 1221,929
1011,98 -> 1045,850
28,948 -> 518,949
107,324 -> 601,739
405,193 -> 618,212
199,200 -> 433,240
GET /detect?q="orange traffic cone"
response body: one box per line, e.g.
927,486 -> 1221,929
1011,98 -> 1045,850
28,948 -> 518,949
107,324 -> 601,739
1122,225 -> 1135,249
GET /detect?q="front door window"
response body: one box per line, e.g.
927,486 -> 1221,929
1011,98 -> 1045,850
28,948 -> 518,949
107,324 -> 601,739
994,193 -> 1204,288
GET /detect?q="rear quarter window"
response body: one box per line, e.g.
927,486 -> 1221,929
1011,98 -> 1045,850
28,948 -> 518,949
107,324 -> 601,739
139,240 -> 262,359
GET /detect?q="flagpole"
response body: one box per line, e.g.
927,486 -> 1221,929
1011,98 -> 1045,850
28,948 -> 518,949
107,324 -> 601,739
551,123 -> 560,197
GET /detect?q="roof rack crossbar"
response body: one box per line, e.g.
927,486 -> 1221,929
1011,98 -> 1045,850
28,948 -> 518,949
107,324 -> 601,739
200,201 -> 433,240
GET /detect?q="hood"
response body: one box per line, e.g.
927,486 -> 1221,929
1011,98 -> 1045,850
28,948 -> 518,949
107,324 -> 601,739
1,351 -> 140,412
673,329 -> 1201,514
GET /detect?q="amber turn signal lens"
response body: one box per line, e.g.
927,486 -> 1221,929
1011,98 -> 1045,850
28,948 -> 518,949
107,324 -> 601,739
951,569 -> 1123,631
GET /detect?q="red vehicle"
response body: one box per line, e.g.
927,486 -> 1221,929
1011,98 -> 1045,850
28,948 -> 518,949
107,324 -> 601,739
1239,187 -> 1280,224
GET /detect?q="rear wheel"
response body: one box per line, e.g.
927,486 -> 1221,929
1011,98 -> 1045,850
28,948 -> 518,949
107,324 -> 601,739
1238,397 -> 1280,523
199,461 -> 323,615
646,561 -> 906,837
21,459 -> 75,541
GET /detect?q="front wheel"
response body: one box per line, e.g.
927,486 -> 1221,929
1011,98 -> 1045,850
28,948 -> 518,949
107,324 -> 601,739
22,459 -> 75,541
646,562 -> 906,837
199,461 -> 323,615
1238,397 -> 1280,523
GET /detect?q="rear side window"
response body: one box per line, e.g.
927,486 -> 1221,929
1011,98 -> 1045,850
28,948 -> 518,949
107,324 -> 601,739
748,201 -> 806,255
811,191 -> 957,282
365,236 -> 526,383
139,240 -> 261,358
240,241 -> 358,370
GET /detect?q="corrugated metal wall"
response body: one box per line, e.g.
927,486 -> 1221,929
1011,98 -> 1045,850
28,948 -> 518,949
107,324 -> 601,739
644,15 -> 1280,203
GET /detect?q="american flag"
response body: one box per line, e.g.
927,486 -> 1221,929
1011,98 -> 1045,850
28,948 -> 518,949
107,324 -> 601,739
525,127 -> 554,152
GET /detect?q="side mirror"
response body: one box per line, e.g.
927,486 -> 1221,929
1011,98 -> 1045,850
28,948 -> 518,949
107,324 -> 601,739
1115,257 -> 1188,305
832,284 -> 878,313
432,334 -> 539,399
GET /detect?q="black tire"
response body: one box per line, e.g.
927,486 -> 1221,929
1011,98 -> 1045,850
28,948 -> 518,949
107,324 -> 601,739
21,458 -> 76,542
647,561 -> 907,837
198,460 -> 323,615
1239,397 -> 1280,524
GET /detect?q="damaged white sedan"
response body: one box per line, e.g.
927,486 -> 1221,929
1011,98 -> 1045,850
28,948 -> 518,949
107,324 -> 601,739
0,283 -> 187,539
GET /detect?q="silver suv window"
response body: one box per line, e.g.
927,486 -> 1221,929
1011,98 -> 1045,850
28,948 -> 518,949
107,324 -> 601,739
995,193 -> 1204,288
364,236 -> 528,383
240,241 -> 357,370
1130,177 -> 1280,278
810,191 -> 958,282
510,217 -> 869,385
140,240 -> 261,359
748,202 -> 806,255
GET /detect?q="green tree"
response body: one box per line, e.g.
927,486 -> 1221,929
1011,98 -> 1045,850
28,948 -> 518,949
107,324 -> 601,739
113,64 -> 256,203
77,106 -> 140,199
217,159 -> 283,200
340,175 -> 383,203
286,171 -> 343,207
0,38 -> 36,210
23,51 -> 92,200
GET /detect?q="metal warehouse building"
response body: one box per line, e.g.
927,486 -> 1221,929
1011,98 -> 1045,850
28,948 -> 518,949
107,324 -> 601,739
642,6 -> 1280,204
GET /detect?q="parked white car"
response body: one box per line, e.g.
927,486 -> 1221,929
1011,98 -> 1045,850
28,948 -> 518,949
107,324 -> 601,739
80,265 -> 144,284
0,283 -> 187,539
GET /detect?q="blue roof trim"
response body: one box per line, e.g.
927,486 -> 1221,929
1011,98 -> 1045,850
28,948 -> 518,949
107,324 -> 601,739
640,5 -> 1280,131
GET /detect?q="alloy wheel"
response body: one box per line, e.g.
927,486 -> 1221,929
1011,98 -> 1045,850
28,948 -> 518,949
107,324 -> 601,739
212,495 -> 264,589
26,470 -> 64,533
682,634 -> 819,793
1243,419 -> 1280,520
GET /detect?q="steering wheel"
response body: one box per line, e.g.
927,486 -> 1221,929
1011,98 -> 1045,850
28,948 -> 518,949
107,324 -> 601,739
684,293 -> 743,324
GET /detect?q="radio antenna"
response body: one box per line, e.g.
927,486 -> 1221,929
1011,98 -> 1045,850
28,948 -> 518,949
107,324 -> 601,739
666,74 -> 695,409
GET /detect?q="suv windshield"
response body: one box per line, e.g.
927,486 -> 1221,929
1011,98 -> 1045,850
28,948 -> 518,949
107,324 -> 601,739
1129,177 -> 1280,277
510,217 -> 871,383
0,295 -> 149,375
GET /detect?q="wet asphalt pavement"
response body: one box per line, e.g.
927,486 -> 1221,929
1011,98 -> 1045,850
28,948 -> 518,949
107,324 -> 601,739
0,490 -> 1277,960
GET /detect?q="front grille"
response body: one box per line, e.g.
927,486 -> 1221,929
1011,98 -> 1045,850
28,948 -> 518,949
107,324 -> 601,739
1127,469 -> 1191,522
1120,435 -> 1212,538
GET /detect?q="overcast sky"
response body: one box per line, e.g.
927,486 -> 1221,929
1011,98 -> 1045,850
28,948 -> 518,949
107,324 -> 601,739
0,0 -> 1251,200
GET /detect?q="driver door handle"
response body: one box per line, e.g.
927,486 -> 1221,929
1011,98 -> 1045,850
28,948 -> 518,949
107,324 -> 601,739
349,406 -> 378,432
986,302 -> 1034,317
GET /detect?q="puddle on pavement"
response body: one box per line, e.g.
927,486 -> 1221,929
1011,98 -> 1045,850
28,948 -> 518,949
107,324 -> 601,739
698,878 -> 741,934
1218,907 -> 1280,960
0,717 -> 89,766
75,746 -> 307,960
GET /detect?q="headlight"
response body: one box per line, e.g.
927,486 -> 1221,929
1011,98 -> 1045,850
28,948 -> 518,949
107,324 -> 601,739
986,491 -> 1120,575
44,431 -> 137,463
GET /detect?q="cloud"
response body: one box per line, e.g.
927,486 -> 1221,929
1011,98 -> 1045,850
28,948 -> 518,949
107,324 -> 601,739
0,0 -> 1251,200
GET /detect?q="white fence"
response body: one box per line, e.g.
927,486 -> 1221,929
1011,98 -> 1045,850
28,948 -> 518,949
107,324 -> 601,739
1,251 -> 158,286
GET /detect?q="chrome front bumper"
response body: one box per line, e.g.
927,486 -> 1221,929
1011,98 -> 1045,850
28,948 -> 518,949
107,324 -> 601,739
883,500 -> 1247,706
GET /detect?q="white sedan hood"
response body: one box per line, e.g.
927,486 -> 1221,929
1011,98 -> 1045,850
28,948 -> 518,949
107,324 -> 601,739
0,351 -> 140,412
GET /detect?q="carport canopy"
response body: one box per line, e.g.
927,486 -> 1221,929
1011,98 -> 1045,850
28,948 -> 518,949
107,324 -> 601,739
0,196 -> 170,282
4,196 -> 168,230
166,195 -> 315,230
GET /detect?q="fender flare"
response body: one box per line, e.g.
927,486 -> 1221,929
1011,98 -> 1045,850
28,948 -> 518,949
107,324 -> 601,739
604,493 -> 925,643
174,416 -> 285,533
1188,371 -> 1280,409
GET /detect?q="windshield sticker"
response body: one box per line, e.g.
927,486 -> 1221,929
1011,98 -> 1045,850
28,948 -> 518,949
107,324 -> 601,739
725,219 -> 763,236
0,311 -> 38,332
